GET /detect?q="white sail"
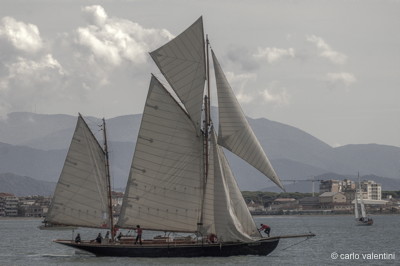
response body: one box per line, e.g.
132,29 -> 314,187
354,191 -> 359,219
209,130 -> 258,242
357,176 -> 367,218
150,17 -> 206,132
117,75 -> 203,232
46,115 -> 110,228
211,50 -> 284,190
360,194 -> 367,218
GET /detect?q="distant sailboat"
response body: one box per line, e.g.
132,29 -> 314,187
354,175 -> 373,226
52,17 -> 314,257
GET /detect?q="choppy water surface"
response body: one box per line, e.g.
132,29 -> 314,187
1,215 -> 398,265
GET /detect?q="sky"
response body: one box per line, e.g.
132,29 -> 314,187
0,0 -> 399,148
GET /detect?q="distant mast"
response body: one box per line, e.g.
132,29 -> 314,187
103,118 -> 115,241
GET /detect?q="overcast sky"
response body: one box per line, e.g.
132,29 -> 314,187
0,0 -> 399,148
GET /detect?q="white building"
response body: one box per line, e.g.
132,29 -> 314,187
0,193 -> 19,216
361,180 -> 382,200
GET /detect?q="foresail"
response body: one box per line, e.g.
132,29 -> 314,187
150,17 -> 206,132
46,115 -> 110,228
360,195 -> 367,218
206,130 -> 258,242
211,50 -> 284,190
117,75 -> 203,232
354,194 -> 359,219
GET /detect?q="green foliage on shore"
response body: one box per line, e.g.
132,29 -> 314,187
382,191 -> 400,198
241,191 -> 314,205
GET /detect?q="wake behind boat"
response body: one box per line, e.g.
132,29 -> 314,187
51,17 -> 315,257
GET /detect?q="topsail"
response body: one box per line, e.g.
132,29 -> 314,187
150,17 -> 206,132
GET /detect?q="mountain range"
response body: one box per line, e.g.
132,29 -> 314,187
1,111 -> 399,195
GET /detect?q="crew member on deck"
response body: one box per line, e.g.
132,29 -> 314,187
135,225 -> 143,245
96,233 -> 102,243
259,224 -> 271,237
75,233 -> 81,243
208,233 -> 218,243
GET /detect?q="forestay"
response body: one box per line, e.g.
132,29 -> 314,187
46,115 -> 110,228
211,50 -> 284,191
117,76 -> 204,232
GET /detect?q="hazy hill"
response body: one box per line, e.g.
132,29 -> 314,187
0,142 -> 66,182
1,112 -> 399,191
0,173 -> 55,196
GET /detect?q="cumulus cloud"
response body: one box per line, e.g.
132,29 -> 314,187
307,35 -> 347,64
0,54 -> 67,114
253,47 -> 295,63
261,82 -> 290,106
0,5 -> 181,117
82,5 -> 108,26
225,46 -> 259,71
75,5 -> 173,66
0,16 -> 43,53
326,72 -> 357,87
224,71 -> 257,104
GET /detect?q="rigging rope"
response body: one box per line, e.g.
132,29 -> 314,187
281,233 -> 314,251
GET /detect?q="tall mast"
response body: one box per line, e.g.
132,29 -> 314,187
205,35 -> 211,178
199,35 -> 211,234
206,35 -> 211,128
103,118 -> 115,241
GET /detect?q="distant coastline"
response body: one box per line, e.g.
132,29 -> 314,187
0,217 -> 41,221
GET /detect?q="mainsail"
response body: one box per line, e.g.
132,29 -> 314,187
46,114 -> 110,228
212,50 -> 284,191
150,17 -> 206,133
117,75 -> 204,232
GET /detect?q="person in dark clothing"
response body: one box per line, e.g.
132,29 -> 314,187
259,224 -> 271,237
75,233 -> 81,243
117,232 -> 123,241
135,225 -> 143,245
95,233 -> 102,243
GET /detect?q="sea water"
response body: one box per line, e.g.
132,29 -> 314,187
0,215 -> 398,265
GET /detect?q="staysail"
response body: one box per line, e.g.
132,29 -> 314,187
211,50 -> 284,191
117,75 -> 204,232
211,130 -> 260,241
46,114 -> 110,228
150,17 -> 206,132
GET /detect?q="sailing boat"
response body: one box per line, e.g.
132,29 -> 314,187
354,177 -> 373,226
53,17 -> 314,257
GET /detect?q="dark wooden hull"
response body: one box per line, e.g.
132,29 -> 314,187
356,219 -> 373,226
54,238 -> 280,257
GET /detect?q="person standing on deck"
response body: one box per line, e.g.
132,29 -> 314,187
135,225 -> 143,245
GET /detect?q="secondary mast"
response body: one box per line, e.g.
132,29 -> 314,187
102,118 -> 115,241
